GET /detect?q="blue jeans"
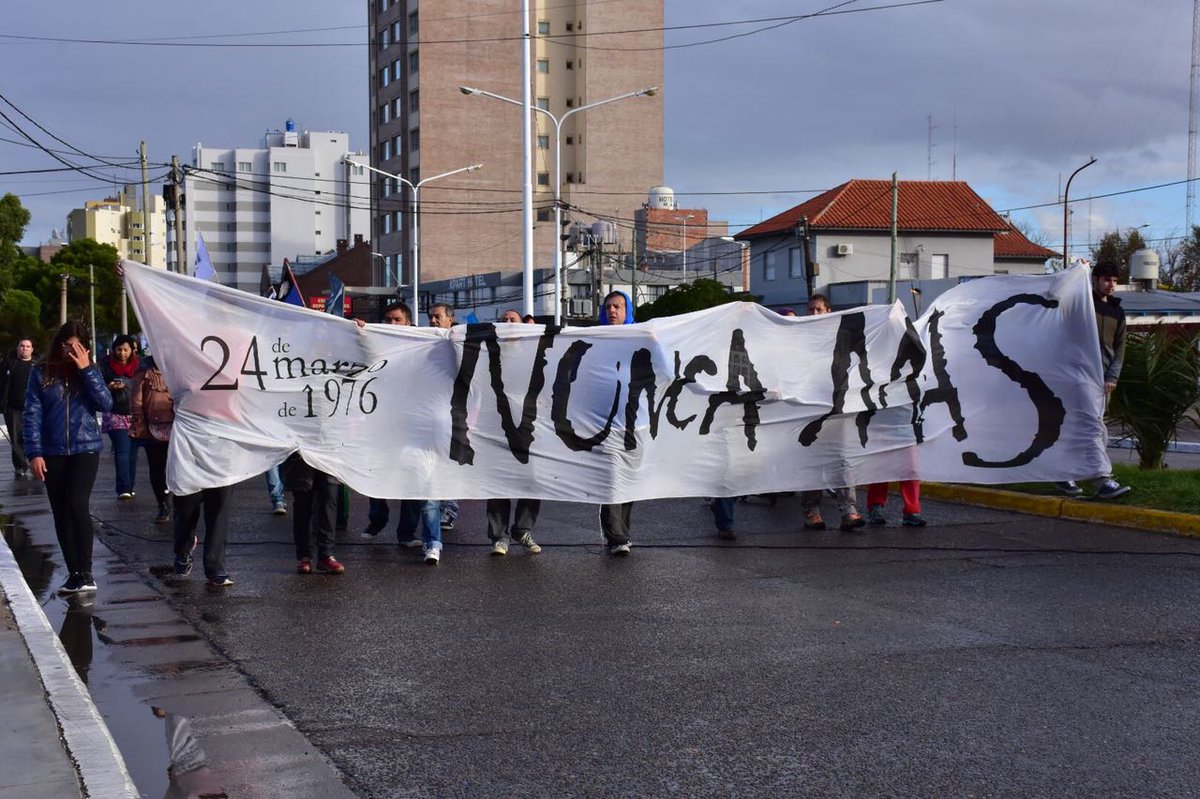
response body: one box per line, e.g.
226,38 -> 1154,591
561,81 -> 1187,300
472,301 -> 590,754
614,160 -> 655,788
265,466 -> 284,505
421,500 -> 442,548
108,429 -> 137,495
711,498 -> 736,532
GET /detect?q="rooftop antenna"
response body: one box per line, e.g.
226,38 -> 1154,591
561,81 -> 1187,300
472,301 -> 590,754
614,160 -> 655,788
1189,0 -> 1200,231
926,113 -> 937,180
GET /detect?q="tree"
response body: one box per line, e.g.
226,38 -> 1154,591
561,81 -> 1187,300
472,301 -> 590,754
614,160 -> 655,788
0,193 -> 31,252
0,289 -> 42,351
1108,326 -> 1200,469
634,278 -> 755,323
1163,225 -> 1200,292
1011,217 -> 1051,246
5,238 -> 133,336
1090,229 -> 1148,281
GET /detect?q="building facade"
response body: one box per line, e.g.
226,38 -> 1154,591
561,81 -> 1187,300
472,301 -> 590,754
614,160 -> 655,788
367,0 -> 664,305
177,122 -> 370,293
67,187 -> 167,268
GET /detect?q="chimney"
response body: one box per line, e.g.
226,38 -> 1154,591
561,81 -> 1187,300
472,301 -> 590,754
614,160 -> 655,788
336,238 -> 348,253
353,233 -> 364,246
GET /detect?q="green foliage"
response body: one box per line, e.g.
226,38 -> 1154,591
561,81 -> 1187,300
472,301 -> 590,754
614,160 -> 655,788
1000,465 -> 1200,515
40,239 -> 136,338
1090,229 -> 1148,281
1164,225 -> 1200,292
633,279 -> 754,323
0,193 -> 31,251
1107,327 -> 1200,470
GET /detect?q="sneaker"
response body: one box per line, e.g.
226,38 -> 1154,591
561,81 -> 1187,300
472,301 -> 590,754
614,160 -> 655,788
77,573 -> 97,592
839,513 -> 866,532
57,573 -> 84,594
902,512 -> 927,527
424,545 -> 441,564
514,531 -> 542,554
272,501 -> 288,516
803,510 -> 827,531
866,506 -> 888,526
397,534 -> 424,549
361,522 -> 384,538
173,554 -> 193,577
154,500 -> 171,525
716,527 -> 737,541
118,492 -> 133,501
491,537 -> 510,556
440,518 -> 455,532
296,557 -> 313,575
316,555 -> 345,574
608,542 -> 632,557
1094,479 -> 1131,500
206,574 -> 234,587
1055,481 -> 1084,497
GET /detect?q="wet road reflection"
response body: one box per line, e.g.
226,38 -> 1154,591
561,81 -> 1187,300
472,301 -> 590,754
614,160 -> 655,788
152,707 -> 228,799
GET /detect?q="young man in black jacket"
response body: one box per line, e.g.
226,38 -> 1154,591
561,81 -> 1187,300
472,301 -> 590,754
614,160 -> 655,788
0,337 -> 35,478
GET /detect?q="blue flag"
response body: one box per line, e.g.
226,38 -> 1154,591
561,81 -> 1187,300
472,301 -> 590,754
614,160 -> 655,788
326,274 -> 345,317
194,232 -> 216,281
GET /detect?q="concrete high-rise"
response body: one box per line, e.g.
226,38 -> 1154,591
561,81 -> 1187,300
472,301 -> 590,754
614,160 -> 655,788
367,0 -> 664,307
67,186 -> 167,269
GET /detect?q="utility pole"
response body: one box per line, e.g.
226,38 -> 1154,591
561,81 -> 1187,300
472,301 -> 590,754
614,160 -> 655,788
171,155 -> 184,273
888,172 -> 899,304
59,275 -> 68,325
89,264 -> 96,357
1189,0 -> 1200,232
630,225 -> 638,311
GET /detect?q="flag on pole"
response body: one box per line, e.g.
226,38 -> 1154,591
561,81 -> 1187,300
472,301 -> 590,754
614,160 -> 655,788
279,259 -> 304,307
326,274 -> 345,317
194,232 -> 216,281
259,264 -> 276,299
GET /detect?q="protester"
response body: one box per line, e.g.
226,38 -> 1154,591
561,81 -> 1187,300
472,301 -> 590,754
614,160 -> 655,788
130,357 -> 174,524
281,453 -> 345,575
1056,260 -> 1131,500
865,481 -> 926,527
100,334 -> 140,500
709,497 -> 738,540
265,466 -> 288,516
173,485 -> 235,587
597,291 -> 637,556
420,302 -> 459,562
800,293 -> 865,532
0,336 -> 35,478
24,321 -> 112,594
487,309 -> 544,556
358,301 -> 424,547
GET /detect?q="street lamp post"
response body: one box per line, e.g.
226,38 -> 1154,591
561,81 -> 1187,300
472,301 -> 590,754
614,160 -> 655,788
370,251 -> 400,288
346,158 -> 482,317
460,84 -> 658,324
679,213 -> 696,282
1062,156 -> 1097,270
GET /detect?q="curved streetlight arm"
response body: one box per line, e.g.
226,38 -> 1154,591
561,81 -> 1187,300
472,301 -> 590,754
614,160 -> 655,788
1062,156 -> 1097,269
418,163 -> 483,190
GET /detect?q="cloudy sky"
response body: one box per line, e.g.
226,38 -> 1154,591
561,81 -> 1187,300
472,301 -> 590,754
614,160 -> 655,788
1,0 -> 1194,260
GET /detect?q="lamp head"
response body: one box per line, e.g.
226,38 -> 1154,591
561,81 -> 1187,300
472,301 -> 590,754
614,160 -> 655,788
642,86 -> 660,97
459,85 -> 479,96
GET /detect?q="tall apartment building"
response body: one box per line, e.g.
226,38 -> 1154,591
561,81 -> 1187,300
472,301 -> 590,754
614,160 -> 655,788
178,122 -> 370,293
367,0 -> 664,304
67,186 -> 167,268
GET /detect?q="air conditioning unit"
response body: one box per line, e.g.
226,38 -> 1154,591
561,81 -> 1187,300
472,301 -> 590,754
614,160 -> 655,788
835,243 -> 853,256
569,299 -> 594,317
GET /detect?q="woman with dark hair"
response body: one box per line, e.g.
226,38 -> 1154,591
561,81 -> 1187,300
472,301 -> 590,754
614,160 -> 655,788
101,334 -> 140,500
23,321 -> 113,594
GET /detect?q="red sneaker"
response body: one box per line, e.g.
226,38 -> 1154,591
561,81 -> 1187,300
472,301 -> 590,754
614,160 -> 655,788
296,557 -> 313,575
316,555 -> 345,575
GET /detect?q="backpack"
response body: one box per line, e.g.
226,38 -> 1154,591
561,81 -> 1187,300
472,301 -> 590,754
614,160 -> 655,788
141,369 -> 175,442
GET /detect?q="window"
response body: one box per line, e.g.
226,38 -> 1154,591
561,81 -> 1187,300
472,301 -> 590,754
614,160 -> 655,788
931,253 -> 949,279
392,59 -> 402,81
392,21 -> 402,41
382,140 -> 392,160
408,11 -> 418,35
763,251 -> 779,281
537,208 -> 551,222
384,214 -> 392,234
409,129 -> 419,151
380,28 -> 390,51
379,0 -> 389,11
410,168 -> 419,185
566,22 -> 574,32
565,98 -> 575,108
273,161 -> 287,173
381,102 -> 391,124
537,20 -> 550,35
537,135 -> 549,149
566,60 -> 574,70
537,172 -> 550,186
788,247 -> 804,278
315,210 -> 321,216
210,161 -> 226,172
536,96 -> 549,111
537,59 -> 549,74
380,67 -> 389,88
226,243 -> 235,252
648,285 -> 667,299
315,230 -> 322,235
409,90 -> 419,113
393,97 -> 402,118
565,173 -> 575,184
565,135 -> 574,145
237,161 -> 251,173
409,50 -> 419,73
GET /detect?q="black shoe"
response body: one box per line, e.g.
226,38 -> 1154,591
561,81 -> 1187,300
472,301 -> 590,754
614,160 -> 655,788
78,573 -> 97,592
361,523 -> 384,538
58,573 -> 84,594
440,519 -> 455,532
154,500 -> 171,524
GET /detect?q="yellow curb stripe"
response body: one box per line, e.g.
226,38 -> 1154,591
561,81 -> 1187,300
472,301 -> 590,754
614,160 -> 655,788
921,482 -> 1200,540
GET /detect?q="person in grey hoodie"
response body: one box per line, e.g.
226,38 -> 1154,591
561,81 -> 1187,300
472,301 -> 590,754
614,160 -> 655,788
598,291 -> 636,556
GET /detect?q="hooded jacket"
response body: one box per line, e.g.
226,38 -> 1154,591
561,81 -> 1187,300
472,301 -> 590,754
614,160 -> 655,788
1094,291 -> 1126,384
598,290 -> 635,325
22,364 -> 113,458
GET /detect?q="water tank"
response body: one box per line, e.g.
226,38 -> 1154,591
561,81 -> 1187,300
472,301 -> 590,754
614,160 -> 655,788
591,220 -> 617,246
647,186 -> 676,210
1129,248 -> 1160,290
285,118 -> 296,132
284,118 -> 299,147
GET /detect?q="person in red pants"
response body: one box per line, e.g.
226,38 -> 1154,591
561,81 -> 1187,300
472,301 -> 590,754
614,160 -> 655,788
865,480 -> 926,527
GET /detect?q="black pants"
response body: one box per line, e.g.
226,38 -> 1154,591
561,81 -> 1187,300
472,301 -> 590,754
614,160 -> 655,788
6,408 -> 26,471
293,470 -> 339,560
43,452 -> 100,575
486,498 -> 542,542
140,439 -> 169,503
598,502 -> 633,546
173,486 -> 232,578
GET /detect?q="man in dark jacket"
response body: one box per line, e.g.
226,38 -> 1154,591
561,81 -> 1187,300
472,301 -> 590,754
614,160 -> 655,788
1057,261 -> 1130,500
1,337 -> 35,478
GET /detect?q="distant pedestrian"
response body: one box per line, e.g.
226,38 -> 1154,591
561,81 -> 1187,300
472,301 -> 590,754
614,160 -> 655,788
100,334 -> 140,501
0,336 -> 35,478
598,291 -> 637,556
281,453 -> 345,575
1056,260 -> 1131,500
24,321 -> 112,594
130,359 -> 174,525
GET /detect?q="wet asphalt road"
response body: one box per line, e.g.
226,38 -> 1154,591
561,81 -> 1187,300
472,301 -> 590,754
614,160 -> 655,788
8,459 -> 1200,798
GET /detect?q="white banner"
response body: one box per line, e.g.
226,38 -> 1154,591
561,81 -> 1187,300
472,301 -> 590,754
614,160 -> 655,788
123,262 -> 1110,501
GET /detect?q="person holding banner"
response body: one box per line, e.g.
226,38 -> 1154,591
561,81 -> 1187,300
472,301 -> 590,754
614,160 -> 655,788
598,291 -> 637,556
23,321 -> 113,594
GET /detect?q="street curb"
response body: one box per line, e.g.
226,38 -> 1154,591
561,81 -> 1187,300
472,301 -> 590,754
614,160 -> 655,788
0,532 -> 138,798
922,483 -> 1200,540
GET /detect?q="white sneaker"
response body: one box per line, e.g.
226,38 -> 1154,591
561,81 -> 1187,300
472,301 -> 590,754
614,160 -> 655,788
423,545 -> 441,564
608,542 -> 632,557
514,532 -> 542,554
491,537 -> 510,556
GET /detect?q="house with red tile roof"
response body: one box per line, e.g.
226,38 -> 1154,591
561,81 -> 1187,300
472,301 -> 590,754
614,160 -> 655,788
735,179 -> 1059,311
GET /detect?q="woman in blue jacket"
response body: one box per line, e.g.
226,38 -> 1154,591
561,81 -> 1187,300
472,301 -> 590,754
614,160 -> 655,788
23,321 -> 113,594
